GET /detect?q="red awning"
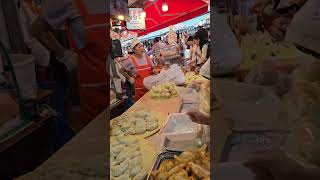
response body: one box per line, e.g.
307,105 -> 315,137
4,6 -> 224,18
134,0 -> 209,36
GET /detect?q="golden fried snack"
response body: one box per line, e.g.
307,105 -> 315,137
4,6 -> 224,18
174,151 -> 195,164
157,163 -> 186,180
188,162 -> 210,179
168,169 -> 189,180
149,170 -> 160,180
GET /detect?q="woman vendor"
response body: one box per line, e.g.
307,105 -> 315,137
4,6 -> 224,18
193,29 -> 210,68
120,39 -> 156,101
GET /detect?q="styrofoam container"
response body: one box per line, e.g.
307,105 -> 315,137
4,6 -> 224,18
213,80 -> 285,131
10,54 -> 37,100
160,113 -> 199,136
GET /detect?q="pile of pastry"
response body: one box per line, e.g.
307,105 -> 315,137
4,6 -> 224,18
150,145 -> 210,180
185,72 -> 206,85
149,82 -> 178,99
110,110 -> 159,136
111,138 -> 147,180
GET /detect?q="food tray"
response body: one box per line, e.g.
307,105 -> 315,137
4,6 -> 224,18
146,151 -> 182,180
163,136 -> 198,152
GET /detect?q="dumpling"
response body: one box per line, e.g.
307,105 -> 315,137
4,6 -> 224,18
120,122 -> 130,131
125,127 -> 136,135
110,144 -> 125,157
132,168 -> 148,180
129,164 -> 142,177
129,156 -> 142,168
111,159 -> 129,177
116,147 -> 139,162
135,126 -> 146,134
111,170 -> 129,180
116,138 -> 138,145
135,118 -> 145,124
147,121 -> 158,131
111,127 -> 123,136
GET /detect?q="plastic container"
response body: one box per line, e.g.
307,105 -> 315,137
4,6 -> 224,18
160,113 -> 199,138
160,45 -> 177,57
10,54 -> 37,100
214,80 -> 285,131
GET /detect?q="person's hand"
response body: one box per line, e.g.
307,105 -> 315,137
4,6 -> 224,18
128,77 -> 134,84
243,149 -> 304,180
187,109 -> 210,125
268,17 -> 291,41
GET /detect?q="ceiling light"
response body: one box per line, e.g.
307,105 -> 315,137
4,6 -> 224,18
162,1 -> 168,12
118,15 -> 124,21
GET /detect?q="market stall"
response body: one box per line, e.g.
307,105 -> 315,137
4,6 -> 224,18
110,0 -> 212,172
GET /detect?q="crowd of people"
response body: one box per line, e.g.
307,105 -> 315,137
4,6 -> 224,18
112,27 -> 210,106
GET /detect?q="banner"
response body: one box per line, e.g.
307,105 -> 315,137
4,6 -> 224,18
127,8 -> 146,30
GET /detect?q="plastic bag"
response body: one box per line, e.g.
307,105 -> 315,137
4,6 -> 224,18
143,72 -> 167,90
163,64 -> 186,85
199,58 -> 210,79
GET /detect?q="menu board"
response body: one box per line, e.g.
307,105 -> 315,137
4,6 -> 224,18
127,8 -> 146,30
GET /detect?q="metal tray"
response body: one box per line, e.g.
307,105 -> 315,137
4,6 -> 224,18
146,151 -> 182,180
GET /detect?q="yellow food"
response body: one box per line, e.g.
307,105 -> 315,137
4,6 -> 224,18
185,72 -> 207,85
110,110 -> 159,137
150,82 -> 179,99
150,145 -> 210,180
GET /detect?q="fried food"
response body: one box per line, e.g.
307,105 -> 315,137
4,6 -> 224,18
152,145 -> 210,180
188,162 -> 210,179
157,163 -> 187,180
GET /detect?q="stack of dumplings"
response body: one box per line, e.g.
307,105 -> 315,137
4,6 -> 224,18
110,110 -> 159,137
110,138 -> 148,180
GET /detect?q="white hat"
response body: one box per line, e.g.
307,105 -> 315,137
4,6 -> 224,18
130,38 -> 141,50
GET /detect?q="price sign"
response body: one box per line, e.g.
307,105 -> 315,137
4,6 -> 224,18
127,8 -> 146,30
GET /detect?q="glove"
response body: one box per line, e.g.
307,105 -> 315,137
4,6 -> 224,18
59,50 -> 78,71
128,77 -> 134,84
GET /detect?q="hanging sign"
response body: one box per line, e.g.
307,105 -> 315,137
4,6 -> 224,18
127,8 -> 146,30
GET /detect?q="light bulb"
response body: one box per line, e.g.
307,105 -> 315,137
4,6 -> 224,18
162,2 -> 168,12
118,15 -> 124,21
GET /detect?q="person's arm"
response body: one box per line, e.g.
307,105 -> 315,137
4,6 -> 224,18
31,17 -> 66,59
119,67 -> 132,80
201,44 -> 208,63
120,59 -> 135,83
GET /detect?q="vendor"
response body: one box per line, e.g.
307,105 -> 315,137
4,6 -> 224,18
120,39 -> 156,101
193,29 -> 209,67
30,0 -> 108,125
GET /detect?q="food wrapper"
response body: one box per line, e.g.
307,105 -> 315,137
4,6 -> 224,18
160,113 -> 199,135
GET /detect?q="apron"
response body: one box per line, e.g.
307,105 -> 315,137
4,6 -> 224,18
131,55 -> 152,101
67,0 -> 109,123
